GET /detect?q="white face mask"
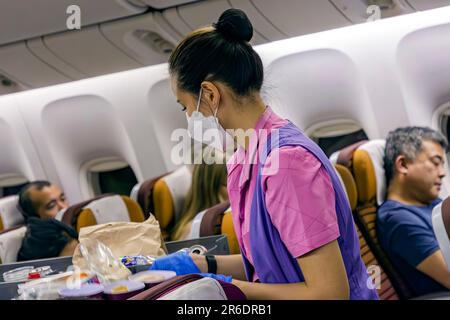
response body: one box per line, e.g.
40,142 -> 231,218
186,87 -> 231,152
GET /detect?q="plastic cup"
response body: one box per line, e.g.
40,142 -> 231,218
103,280 -> 145,300
59,284 -> 105,300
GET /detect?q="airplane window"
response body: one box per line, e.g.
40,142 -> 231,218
443,115 -> 450,144
0,182 -> 28,198
94,166 -> 138,196
439,113 -> 450,156
316,129 -> 368,157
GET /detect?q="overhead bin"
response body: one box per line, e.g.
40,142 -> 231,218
27,38 -> 86,81
43,26 -> 143,77
0,42 -> 71,88
162,8 -> 194,38
250,0 -> 352,37
228,0 -> 286,41
0,0 -> 146,46
330,0 -> 415,23
137,0 -> 202,9
406,0 -> 450,11
100,12 -> 180,66
176,0 -> 267,44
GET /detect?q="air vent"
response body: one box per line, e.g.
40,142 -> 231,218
0,75 -> 14,87
126,30 -> 175,56
0,74 -> 24,95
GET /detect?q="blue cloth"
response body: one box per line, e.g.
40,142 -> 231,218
243,121 -> 378,300
150,251 -> 200,275
377,199 -> 447,297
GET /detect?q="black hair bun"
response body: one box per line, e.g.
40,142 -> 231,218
214,8 -> 253,42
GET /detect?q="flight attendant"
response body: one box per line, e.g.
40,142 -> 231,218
151,8 -> 378,300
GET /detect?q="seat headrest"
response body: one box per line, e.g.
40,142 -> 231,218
334,164 -> 358,211
200,201 -> 231,237
432,197 -> 450,271
161,165 -> 192,222
353,140 -> 386,206
0,196 -> 24,231
330,140 -> 368,167
0,226 -> 27,264
83,195 -> 130,225
76,195 -> 145,232
61,194 -> 111,228
134,172 -> 168,218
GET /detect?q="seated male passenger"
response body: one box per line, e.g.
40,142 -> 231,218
17,181 -> 78,261
378,127 -> 450,297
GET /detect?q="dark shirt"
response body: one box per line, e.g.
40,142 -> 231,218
377,199 -> 448,297
18,217 -> 78,262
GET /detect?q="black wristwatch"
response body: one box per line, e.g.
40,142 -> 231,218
205,255 -> 217,274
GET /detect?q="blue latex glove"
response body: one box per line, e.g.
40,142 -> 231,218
150,251 -> 200,275
199,273 -> 232,283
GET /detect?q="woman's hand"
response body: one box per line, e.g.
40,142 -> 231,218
149,252 -> 232,282
150,251 -> 201,275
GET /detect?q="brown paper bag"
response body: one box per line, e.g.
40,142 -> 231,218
72,215 -> 166,270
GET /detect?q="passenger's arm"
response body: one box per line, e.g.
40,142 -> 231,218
59,238 -> 78,257
385,214 -> 450,289
231,240 -> 349,300
191,253 -> 247,281
416,250 -> 450,289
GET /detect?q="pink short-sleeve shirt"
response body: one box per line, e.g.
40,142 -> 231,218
227,107 -> 340,281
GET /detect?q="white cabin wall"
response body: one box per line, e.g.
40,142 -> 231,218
0,95 -> 47,187
1,6 -> 450,201
13,66 -> 171,203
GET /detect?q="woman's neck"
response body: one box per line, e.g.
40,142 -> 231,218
228,95 -> 267,150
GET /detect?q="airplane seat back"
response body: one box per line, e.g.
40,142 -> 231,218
0,195 -> 25,231
331,142 -> 400,299
334,164 -> 358,211
191,200 -> 240,255
330,140 -> 368,210
61,194 -> 145,233
352,140 -> 414,299
130,172 -> 169,219
431,197 -> 450,272
0,225 -> 27,264
152,165 -> 192,240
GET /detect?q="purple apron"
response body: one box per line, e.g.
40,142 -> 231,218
243,121 -> 379,300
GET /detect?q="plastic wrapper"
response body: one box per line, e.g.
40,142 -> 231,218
121,255 -> 157,274
79,238 -> 131,284
3,266 -> 35,283
16,271 -> 74,300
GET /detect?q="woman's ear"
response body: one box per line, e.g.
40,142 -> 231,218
200,81 -> 221,112
395,155 -> 409,175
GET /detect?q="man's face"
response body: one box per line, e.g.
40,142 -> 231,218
404,140 -> 446,204
29,185 -> 69,219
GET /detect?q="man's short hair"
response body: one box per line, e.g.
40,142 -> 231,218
384,127 -> 448,185
18,180 -> 51,220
